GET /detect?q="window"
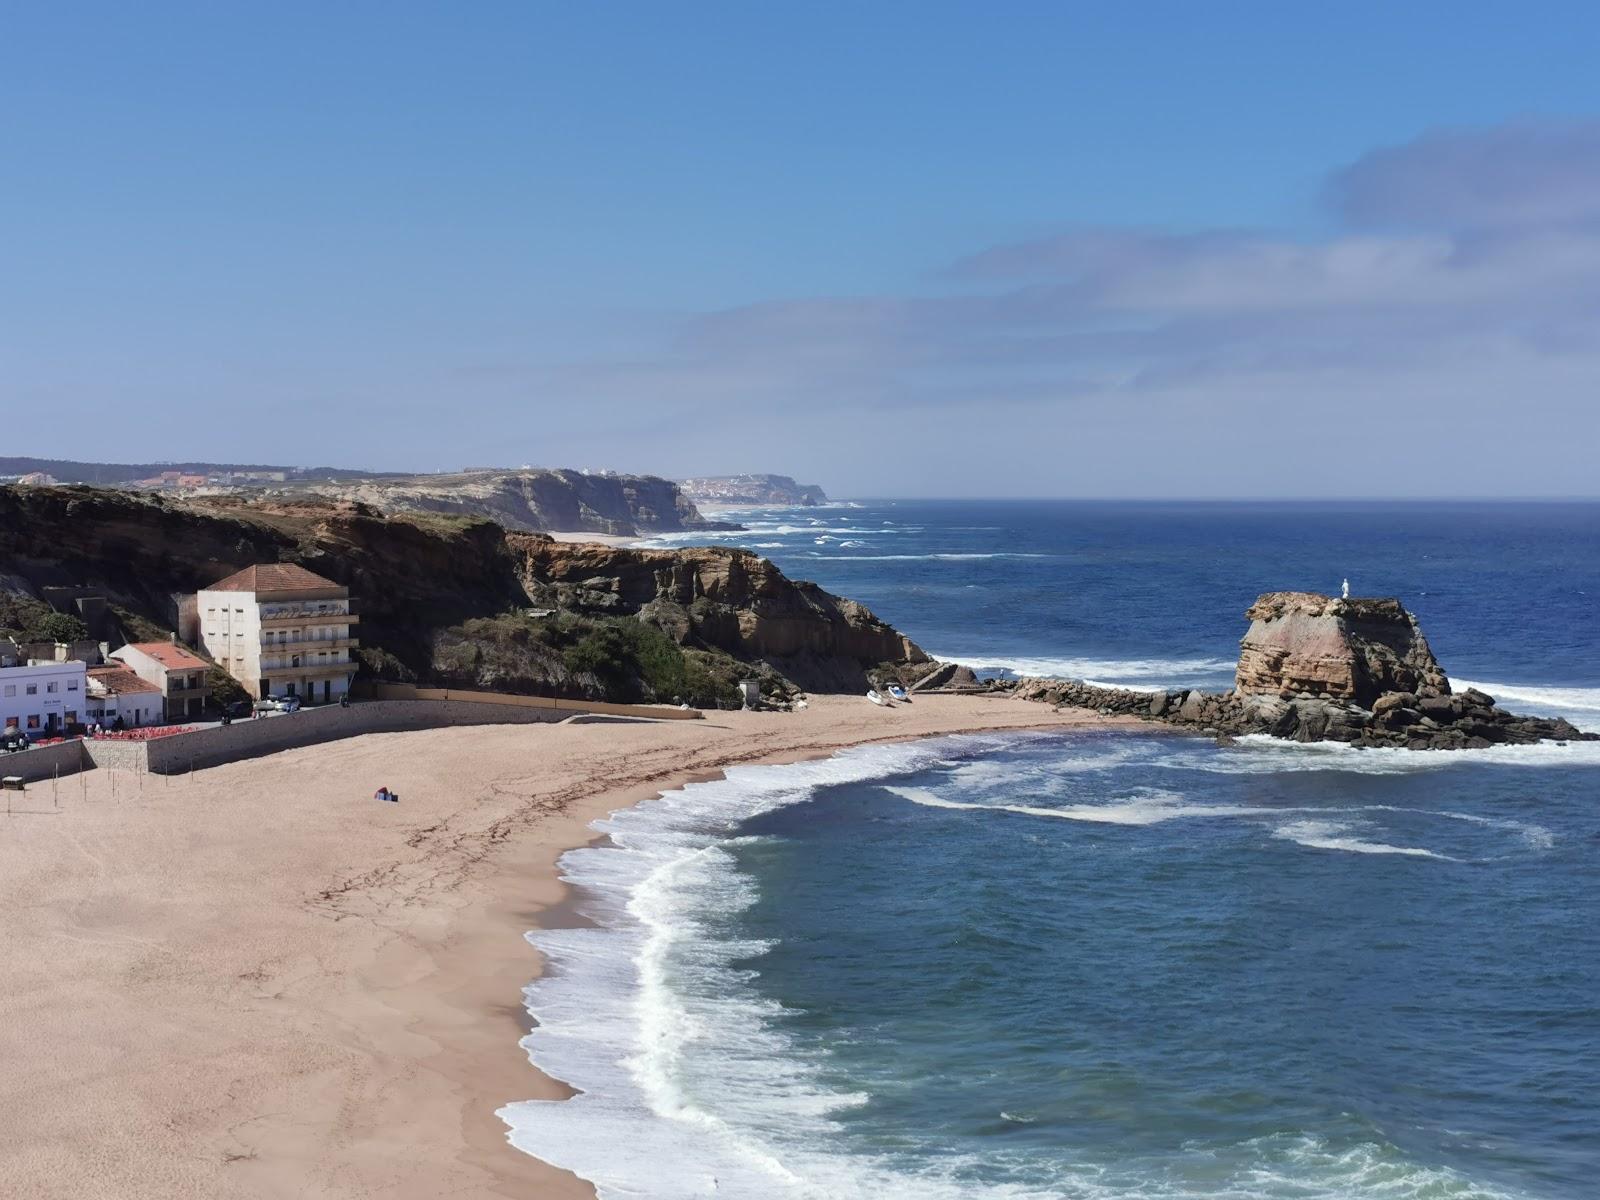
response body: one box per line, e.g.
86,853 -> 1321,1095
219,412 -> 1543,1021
2,685 -> 13,697
68,681 -> 78,691
46,682 -> 58,693
26,684 -> 36,695
26,715 -> 39,729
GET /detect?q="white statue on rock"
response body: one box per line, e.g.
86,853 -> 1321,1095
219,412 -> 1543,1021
1341,578 -> 1350,599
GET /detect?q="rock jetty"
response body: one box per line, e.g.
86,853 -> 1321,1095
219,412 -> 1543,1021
998,591 -> 1595,751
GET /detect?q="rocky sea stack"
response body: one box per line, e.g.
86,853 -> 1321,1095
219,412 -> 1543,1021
1235,591 -> 1450,705
1002,591 -> 1595,751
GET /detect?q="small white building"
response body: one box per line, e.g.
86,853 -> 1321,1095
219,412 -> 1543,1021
0,660 -> 88,737
196,564 -> 358,704
109,642 -> 211,721
85,665 -> 163,728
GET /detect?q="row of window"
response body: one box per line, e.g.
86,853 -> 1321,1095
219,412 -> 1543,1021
2,680 -> 80,697
3,711 -> 78,730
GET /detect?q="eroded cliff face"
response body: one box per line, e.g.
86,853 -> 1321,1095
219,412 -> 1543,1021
0,487 -> 527,673
0,486 -> 926,697
1235,592 -> 1451,706
298,469 -> 726,534
510,538 -> 928,691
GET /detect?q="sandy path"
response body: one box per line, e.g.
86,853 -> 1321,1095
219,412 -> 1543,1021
0,694 -> 1132,1198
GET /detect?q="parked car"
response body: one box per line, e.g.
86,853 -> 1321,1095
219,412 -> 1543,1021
222,700 -> 253,720
271,694 -> 302,714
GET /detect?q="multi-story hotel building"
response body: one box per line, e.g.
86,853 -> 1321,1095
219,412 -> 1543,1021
195,565 -> 359,704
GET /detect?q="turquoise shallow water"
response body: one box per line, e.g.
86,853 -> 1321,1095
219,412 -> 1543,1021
504,502 -> 1599,1198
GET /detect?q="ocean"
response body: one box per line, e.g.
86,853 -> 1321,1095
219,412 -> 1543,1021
502,501 -> 1600,1199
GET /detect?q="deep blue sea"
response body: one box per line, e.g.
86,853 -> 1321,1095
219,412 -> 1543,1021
504,501 -> 1600,1199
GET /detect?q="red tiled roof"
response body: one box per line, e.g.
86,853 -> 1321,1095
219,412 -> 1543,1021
205,563 -> 343,593
116,642 -> 210,672
87,665 -> 162,694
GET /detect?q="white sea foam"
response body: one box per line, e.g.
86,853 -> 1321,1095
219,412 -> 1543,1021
1451,678 -> 1600,733
1207,734 -> 1600,774
1452,678 -> 1600,712
891,770 -> 1554,860
1271,819 -> 1454,860
887,784 -> 1278,826
807,552 -> 1054,561
932,650 -> 1236,689
502,733 -> 1548,1198
501,738 -> 1087,1199
635,523 -> 902,548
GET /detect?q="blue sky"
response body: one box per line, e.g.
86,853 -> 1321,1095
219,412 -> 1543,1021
5,3 -> 1600,495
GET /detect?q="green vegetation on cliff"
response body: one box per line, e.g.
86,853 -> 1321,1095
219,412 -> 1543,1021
0,593 -> 89,644
432,612 -> 742,708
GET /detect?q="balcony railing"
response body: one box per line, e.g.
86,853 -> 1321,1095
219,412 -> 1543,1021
259,606 -> 356,626
259,634 -> 359,650
260,662 -> 357,677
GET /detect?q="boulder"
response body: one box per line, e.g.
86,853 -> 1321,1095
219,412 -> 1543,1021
1372,691 -> 1416,715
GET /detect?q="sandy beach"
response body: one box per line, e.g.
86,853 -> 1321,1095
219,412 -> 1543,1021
0,693 -> 1131,1199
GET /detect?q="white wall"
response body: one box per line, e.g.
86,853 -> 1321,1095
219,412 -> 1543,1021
84,689 -> 161,728
198,587 -> 265,698
0,661 -> 89,735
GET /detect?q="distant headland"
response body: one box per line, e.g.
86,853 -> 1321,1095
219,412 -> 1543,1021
677,473 -> 829,507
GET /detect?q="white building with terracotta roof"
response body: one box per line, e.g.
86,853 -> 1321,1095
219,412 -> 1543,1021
195,564 -> 358,705
85,664 -> 163,728
109,640 -> 211,721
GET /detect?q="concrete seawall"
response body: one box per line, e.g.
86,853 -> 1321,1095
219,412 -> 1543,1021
3,694 -> 702,779
0,739 -> 91,784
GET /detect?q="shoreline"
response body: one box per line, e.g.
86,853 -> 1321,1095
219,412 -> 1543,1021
0,694 -> 1137,1199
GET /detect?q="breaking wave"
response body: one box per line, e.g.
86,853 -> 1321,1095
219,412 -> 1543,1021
931,650 -> 1236,690
499,731 -> 1563,1198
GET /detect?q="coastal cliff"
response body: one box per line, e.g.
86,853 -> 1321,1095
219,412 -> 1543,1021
1002,591 -> 1594,750
295,468 -> 731,535
0,485 -> 921,704
678,474 -> 829,506
510,538 -> 927,691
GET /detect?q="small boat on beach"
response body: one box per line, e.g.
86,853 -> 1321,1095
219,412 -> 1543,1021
887,683 -> 909,702
866,689 -> 889,706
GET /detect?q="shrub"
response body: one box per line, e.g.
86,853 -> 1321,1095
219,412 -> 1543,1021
30,611 -> 89,643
